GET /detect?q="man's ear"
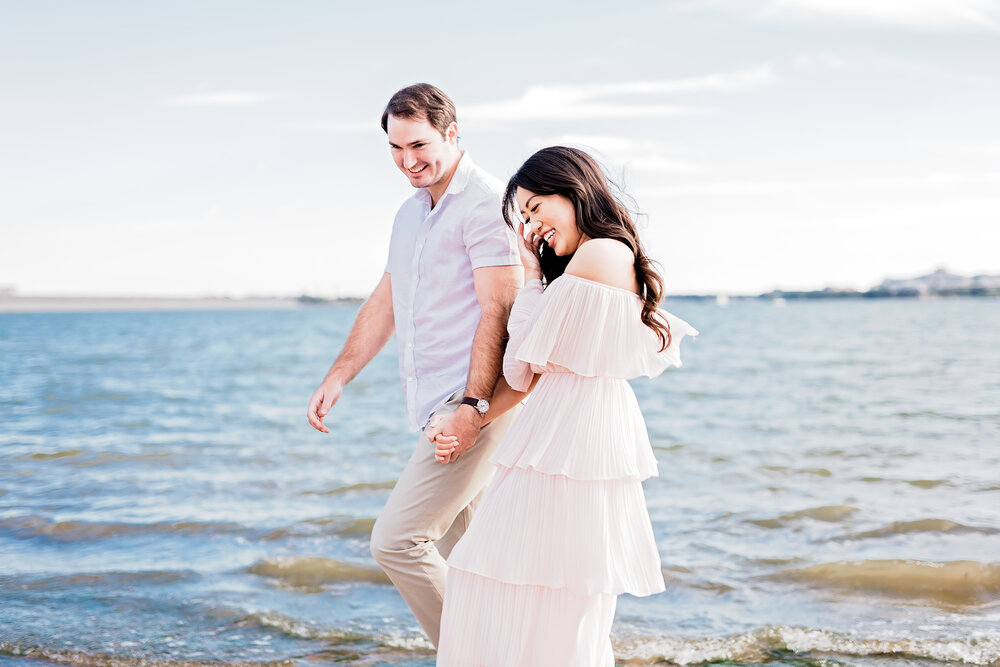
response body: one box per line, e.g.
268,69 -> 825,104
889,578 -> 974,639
446,122 -> 459,144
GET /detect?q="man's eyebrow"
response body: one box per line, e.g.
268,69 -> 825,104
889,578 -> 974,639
388,138 -> 434,148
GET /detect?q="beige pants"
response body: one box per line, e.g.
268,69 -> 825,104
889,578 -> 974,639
369,390 -> 520,647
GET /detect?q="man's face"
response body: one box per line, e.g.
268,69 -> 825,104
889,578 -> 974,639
386,115 -> 459,190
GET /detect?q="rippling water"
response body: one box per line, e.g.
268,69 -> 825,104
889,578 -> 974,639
1,299 -> 999,666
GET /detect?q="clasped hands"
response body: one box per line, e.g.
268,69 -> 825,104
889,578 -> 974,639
425,404 -> 484,465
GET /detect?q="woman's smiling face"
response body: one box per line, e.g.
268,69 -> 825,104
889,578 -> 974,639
516,187 -> 587,256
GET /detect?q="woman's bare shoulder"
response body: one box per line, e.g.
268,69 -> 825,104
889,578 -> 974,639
565,238 -> 638,292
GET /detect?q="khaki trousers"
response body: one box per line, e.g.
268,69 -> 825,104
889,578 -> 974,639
369,390 -> 520,648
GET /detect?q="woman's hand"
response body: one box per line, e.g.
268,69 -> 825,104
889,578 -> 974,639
517,221 -> 543,281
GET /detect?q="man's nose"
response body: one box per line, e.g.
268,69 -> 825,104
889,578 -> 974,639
402,150 -> 417,168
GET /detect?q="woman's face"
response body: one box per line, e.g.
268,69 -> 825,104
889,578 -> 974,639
515,187 -> 587,256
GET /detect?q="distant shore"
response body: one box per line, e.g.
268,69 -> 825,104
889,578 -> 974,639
1,289 -> 996,313
0,295 -> 362,314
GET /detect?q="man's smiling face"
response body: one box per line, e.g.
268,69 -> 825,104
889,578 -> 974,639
386,114 -> 460,191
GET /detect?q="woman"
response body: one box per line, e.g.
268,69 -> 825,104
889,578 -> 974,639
432,146 -> 697,666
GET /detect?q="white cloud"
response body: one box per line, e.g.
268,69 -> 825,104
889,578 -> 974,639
689,0 -> 1000,31
164,91 -> 280,106
649,171 -> 1000,197
760,0 -> 1000,30
462,66 -> 778,122
279,120 -> 378,134
525,135 -> 704,174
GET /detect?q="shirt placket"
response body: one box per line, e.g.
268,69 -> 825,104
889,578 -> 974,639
404,201 -> 435,426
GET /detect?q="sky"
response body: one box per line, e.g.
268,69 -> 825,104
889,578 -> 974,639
1,0 -> 999,297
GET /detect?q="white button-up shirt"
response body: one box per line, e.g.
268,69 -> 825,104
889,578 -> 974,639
385,152 -> 520,431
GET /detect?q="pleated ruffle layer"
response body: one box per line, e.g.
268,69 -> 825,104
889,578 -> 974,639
437,568 -> 616,667
446,465 -> 666,596
490,372 -> 658,481
503,274 -> 699,392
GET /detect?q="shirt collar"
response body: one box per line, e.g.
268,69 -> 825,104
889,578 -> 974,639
415,151 -> 474,207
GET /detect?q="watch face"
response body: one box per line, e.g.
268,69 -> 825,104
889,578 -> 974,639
476,399 -> 489,413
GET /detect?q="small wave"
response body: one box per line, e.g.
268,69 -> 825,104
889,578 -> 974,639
770,559 -> 1000,605
302,480 -> 396,496
908,478 -> 948,488
661,565 -> 735,594
748,505 -> 859,528
0,569 -> 199,591
24,448 -> 86,460
260,516 -> 376,541
0,514 -> 246,542
245,556 -> 390,590
615,625 -> 1000,665
761,465 -> 832,477
844,518 -> 998,540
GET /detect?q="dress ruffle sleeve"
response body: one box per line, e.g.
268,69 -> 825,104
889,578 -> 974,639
502,279 -> 544,392
512,274 -> 698,380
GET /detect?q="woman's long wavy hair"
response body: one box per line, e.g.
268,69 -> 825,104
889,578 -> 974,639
501,146 -> 671,351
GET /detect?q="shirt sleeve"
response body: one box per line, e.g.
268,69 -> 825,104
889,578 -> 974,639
462,198 -> 520,269
502,279 -> 544,391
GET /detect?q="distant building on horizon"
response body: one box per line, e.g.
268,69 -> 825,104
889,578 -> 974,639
877,268 -> 1000,296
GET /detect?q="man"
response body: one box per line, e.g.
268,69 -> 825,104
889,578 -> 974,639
306,83 -> 523,647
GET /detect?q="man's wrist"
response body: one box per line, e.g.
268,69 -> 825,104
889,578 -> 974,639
457,403 -> 486,422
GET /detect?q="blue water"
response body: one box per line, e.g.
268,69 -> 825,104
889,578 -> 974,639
2,299 -> 999,666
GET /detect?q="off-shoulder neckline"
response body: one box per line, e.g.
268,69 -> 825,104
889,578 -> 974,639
555,273 -> 642,298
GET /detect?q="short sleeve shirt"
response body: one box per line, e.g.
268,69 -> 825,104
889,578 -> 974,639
385,152 -> 520,431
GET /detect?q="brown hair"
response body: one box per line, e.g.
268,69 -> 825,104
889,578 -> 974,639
380,83 -> 457,138
501,146 -> 672,351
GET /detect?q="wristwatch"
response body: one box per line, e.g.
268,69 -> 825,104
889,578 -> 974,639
460,396 -> 490,415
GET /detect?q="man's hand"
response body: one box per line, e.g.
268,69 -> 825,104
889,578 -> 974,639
307,376 -> 344,434
426,405 -> 483,464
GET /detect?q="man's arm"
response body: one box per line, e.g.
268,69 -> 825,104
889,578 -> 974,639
307,272 -> 394,433
431,265 -> 522,460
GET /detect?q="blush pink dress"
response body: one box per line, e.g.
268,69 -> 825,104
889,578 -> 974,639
436,274 -> 697,667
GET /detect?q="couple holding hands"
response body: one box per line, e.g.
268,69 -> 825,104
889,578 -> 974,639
307,83 -> 696,666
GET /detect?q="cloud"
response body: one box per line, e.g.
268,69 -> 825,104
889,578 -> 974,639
649,172 -> 1000,197
760,0 -> 1000,30
682,0 -> 1000,31
279,120 -> 378,134
462,66 -> 779,122
525,135 -> 704,174
164,91 -> 281,106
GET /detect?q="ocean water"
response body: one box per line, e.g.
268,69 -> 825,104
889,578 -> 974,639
1,299 -> 998,666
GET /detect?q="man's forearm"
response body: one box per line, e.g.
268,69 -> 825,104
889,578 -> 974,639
326,273 -> 395,384
463,307 -> 509,400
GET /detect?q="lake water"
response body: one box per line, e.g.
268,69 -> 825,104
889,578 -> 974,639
1,298 -> 999,666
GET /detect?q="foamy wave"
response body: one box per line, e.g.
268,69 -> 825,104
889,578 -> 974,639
771,559 -> 1000,605
616,626 -> 1000,665
238,611 -> 368,643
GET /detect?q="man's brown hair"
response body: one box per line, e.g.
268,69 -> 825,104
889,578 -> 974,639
381,83 -> 457,138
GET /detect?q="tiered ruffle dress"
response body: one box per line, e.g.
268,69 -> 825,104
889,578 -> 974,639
436,274 -> 698,666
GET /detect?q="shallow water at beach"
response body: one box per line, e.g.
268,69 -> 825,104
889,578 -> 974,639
1,299 -> 999,666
